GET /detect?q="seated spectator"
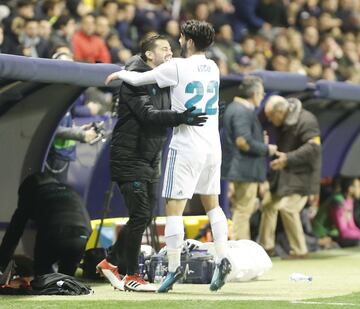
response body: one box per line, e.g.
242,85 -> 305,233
162,18 -> 181,57
0,23 -> 12,54
338,40 -> 360,81
38,19 -> 53,42
105,32 -> 132,64
330,178 -> 360,246
72,13 -> 111,63
189,0 -> 210,21
19,18 -> 50,58
100,0 -> 118,27
303,26 -> 322,61
256,0 -> 289,28
2,0 -> 35,35
287,28 -> 304,60
321,64 -> 337,81
268,52 -> 289,72
304,58 -> 323,81
318,12 -> 342,35
0,173 -> 92,276
40,0 -> 65,25
66,0 -> 92,22
288,57 -> 307,75
50,14 -> 76,50
320,35 -> 343,67
312,177 -> 360,247
231,0 -> 270,42
209,22 -> 242,75
295,0 -> 321,30
116,2 -> 138,52
312,181 -> 341,242
95,14 -> 131,64
272,31 -> 290,55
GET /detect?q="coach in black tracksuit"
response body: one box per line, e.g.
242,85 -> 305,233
0,173 -> 91,276
105,35 -> 206,279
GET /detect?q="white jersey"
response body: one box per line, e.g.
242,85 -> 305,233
154,55 -> 220,153
116,55 -> 221,154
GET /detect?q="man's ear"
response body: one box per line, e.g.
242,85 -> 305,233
187,38 -> 194,49
145,50 -> 153,61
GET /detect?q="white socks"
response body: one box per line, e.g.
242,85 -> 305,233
164,209 -> 228,270
208,207 -> 228,262
165,216 -> 184,272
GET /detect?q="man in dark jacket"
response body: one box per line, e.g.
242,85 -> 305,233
222,76 -> 277,240
97,34 -> 207,292
259,95 -> 321,258
0,173 -> 92,276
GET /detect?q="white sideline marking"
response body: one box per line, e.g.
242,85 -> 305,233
292,301 -> 360,307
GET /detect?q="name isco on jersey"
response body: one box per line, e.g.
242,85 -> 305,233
197,65 -> 211,72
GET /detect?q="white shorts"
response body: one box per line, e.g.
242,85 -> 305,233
162,148 -> 221,199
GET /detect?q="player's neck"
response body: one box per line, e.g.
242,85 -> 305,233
187,50 -> 205,57
146,61 -> 156,69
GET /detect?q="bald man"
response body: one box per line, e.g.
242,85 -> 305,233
259,95 -> 321,258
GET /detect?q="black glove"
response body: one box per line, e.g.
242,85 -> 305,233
177,106 -> 208,126
218,101 -> 226,120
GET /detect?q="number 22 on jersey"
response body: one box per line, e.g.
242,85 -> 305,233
185,80 -> 219,115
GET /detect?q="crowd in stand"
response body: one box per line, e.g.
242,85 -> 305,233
0,0 -> 359,82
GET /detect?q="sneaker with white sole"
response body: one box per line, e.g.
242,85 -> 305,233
209,257 -> 231,292
96,259 -> 125,291
157,266 -> 184,293
124,274 -> 156,292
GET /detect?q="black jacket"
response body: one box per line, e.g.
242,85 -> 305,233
270,106 -> 322,197
110,55 -> 182,182
0,175 -> 91,270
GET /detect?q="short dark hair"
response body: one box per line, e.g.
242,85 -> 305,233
237,76 -> 263,99
17,0 -> 34,8
140,33 -> 168,61
53,14 -> 73,30
180,19 -> 215,51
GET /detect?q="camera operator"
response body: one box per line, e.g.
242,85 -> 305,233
45,51 -> 98,182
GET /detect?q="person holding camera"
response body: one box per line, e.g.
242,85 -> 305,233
45,51 -> 98,183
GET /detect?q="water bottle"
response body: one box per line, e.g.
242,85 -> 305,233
289,273 -> 312,282
153,261 -> 163,284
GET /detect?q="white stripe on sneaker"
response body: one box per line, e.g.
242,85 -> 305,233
100,269 -> 124,291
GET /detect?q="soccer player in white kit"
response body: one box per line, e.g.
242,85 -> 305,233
105,20 -> 231,293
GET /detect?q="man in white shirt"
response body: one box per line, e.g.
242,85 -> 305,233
105,20 -> 231,293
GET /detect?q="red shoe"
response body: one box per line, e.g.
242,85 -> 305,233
124,274 -> 156,292
96,259 -> 124,291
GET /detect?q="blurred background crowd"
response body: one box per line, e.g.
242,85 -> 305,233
0,0 -> 359,82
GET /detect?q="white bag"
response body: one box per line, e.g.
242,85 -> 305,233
199,240 -> 272,282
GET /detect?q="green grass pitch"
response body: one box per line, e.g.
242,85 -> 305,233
1,247 -> 360,308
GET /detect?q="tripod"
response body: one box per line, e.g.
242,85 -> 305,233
95,181 -> 160,252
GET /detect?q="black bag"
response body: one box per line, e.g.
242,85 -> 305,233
30,273 -> 92,295
147,250 -> 215,284
81,247 -> 107,280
